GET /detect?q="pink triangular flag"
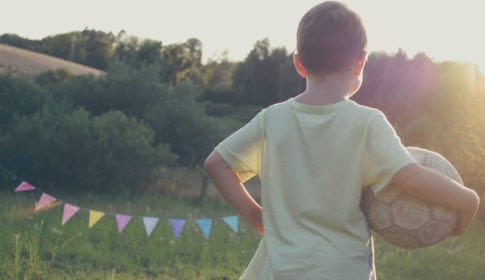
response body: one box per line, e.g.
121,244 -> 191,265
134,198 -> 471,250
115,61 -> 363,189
115,214 -> 132,233
35,193 -> 56,211
143,217 -> 159,236
14,181 -> 36,192
62,204 -> 80,225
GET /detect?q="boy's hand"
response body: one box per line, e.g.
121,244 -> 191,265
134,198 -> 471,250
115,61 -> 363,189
392,164 -> 480,237
205,151 -> 264,236
450,191 -> 480,236
245,207 -> 264,236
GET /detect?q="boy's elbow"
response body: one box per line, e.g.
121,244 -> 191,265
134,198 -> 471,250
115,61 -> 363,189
204,150 -> 225,174
390,163 -> 421,191
204,152 -> 216,172
468,190 -> 480,213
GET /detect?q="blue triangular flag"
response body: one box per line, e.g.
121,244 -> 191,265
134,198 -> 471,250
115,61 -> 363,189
223,216 -> 238,233
196,219 -> 212,240
170,219 -> 186,240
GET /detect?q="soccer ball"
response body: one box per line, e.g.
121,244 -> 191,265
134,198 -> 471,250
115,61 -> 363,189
361,147 -> 462,249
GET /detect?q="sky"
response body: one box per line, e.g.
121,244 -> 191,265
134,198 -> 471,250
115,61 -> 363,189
2,0 -> 485,71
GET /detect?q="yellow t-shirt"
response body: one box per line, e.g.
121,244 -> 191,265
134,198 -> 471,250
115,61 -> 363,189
215,98 -> 416,280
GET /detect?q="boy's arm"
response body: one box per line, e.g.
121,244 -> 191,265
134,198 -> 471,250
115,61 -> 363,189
391,163 -> 480,236
204,150 -> 264,236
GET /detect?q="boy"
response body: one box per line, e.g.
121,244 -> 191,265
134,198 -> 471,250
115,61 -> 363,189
204,2 -> 479,279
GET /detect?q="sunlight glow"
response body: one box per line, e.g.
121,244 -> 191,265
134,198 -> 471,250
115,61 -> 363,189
1,0 -> 484,70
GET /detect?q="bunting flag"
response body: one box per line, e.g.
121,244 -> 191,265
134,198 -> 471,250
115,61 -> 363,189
170,219 -> 186,240
35,193 -> 56,211
115,214 -> 132,233
223,216 -> 239,233
14,181 -> 36,192
62,204 -> 80,225
196,219 -> 212,240
143,217 -> 159,236
89,210 -> 105,228
7,168 -> 243,241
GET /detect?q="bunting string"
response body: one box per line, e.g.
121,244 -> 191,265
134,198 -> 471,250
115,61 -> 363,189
2,165 -> 240,240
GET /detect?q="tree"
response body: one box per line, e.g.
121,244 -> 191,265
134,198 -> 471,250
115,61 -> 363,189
0,107 -> 177,193
81,29 -> 115,70
232,39 -> 303,106
53,62 -> 165,119
0,33 -> 41,50
137,39 -> 162,64
113,30 -> 140,66
37,29 -> 115,70
160,38 -> 203,84
35,69 -> 75,86
143,81 -> 236,166
38,32 -> 77,62
200,53 -> 238,103
0,74 -> 48,132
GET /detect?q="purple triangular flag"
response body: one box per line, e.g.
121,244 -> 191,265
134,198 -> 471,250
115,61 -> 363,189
143,217 -> 159,236
115,214 -> 132,233
14,181 -> 36,192
223,216 -> 239,233
62,204 -> 80,225
170,219 -> 186,240
196,219 -> 212,240
35,193 -> 56,211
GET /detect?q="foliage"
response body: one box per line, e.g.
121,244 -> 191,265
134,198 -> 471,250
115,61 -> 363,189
231,38 -> 305,106
62,61 -> 168,118
48,63 -> 237,166
160,38 -> 203,85
1,29 -> 116,70
0,33 -> 41,50
0,31 -> 484,203
353,50 -> 485,198
34,69 -> 75,86
0,74 -> 49,131
0,106 -> 176,193
37,29 -> 115,70
143,81 -> 238,166
199,54 -> 238,104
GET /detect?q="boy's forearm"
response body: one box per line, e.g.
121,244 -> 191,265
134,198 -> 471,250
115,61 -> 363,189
391,163 -> 480,235
204,151 -> 263,235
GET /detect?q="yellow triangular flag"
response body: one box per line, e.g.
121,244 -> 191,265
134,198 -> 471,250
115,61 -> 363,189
89,210 -> 105,228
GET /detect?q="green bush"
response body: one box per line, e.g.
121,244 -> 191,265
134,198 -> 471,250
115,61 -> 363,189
0,107 -> 176,193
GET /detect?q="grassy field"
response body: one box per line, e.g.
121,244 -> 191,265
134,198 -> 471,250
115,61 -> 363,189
1,190 -> 484,279
0,44 -> 105,76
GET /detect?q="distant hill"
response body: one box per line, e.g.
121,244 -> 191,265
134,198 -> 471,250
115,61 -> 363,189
0,44 -> 105,77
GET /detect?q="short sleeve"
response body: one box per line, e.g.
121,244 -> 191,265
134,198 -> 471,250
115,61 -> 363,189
364,111 -> 416,194
214,110 -> 265,182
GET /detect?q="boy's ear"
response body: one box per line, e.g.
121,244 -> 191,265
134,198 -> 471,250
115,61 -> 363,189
353,52 -> 367,75
293,53 -> 308,78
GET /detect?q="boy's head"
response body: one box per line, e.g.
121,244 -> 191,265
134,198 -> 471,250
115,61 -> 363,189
296,1 -> 367,76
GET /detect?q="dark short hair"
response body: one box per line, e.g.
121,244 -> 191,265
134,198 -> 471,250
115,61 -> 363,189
297,1 -> 367,75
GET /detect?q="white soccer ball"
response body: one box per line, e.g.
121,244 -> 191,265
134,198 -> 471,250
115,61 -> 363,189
361,147 -> 462,249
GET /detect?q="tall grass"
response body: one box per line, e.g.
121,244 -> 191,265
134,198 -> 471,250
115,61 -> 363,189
1,190 -> 484,279
0,190 -> 258,279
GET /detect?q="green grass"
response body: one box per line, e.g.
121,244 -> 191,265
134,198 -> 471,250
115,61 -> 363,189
375,222 -> 485,279
1,190 -> 484,279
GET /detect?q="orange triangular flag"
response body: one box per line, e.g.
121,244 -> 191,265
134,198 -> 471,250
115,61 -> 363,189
89,210 -> 105,228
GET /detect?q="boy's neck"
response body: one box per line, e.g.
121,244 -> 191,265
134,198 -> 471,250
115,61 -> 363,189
295,71 -> 357,106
